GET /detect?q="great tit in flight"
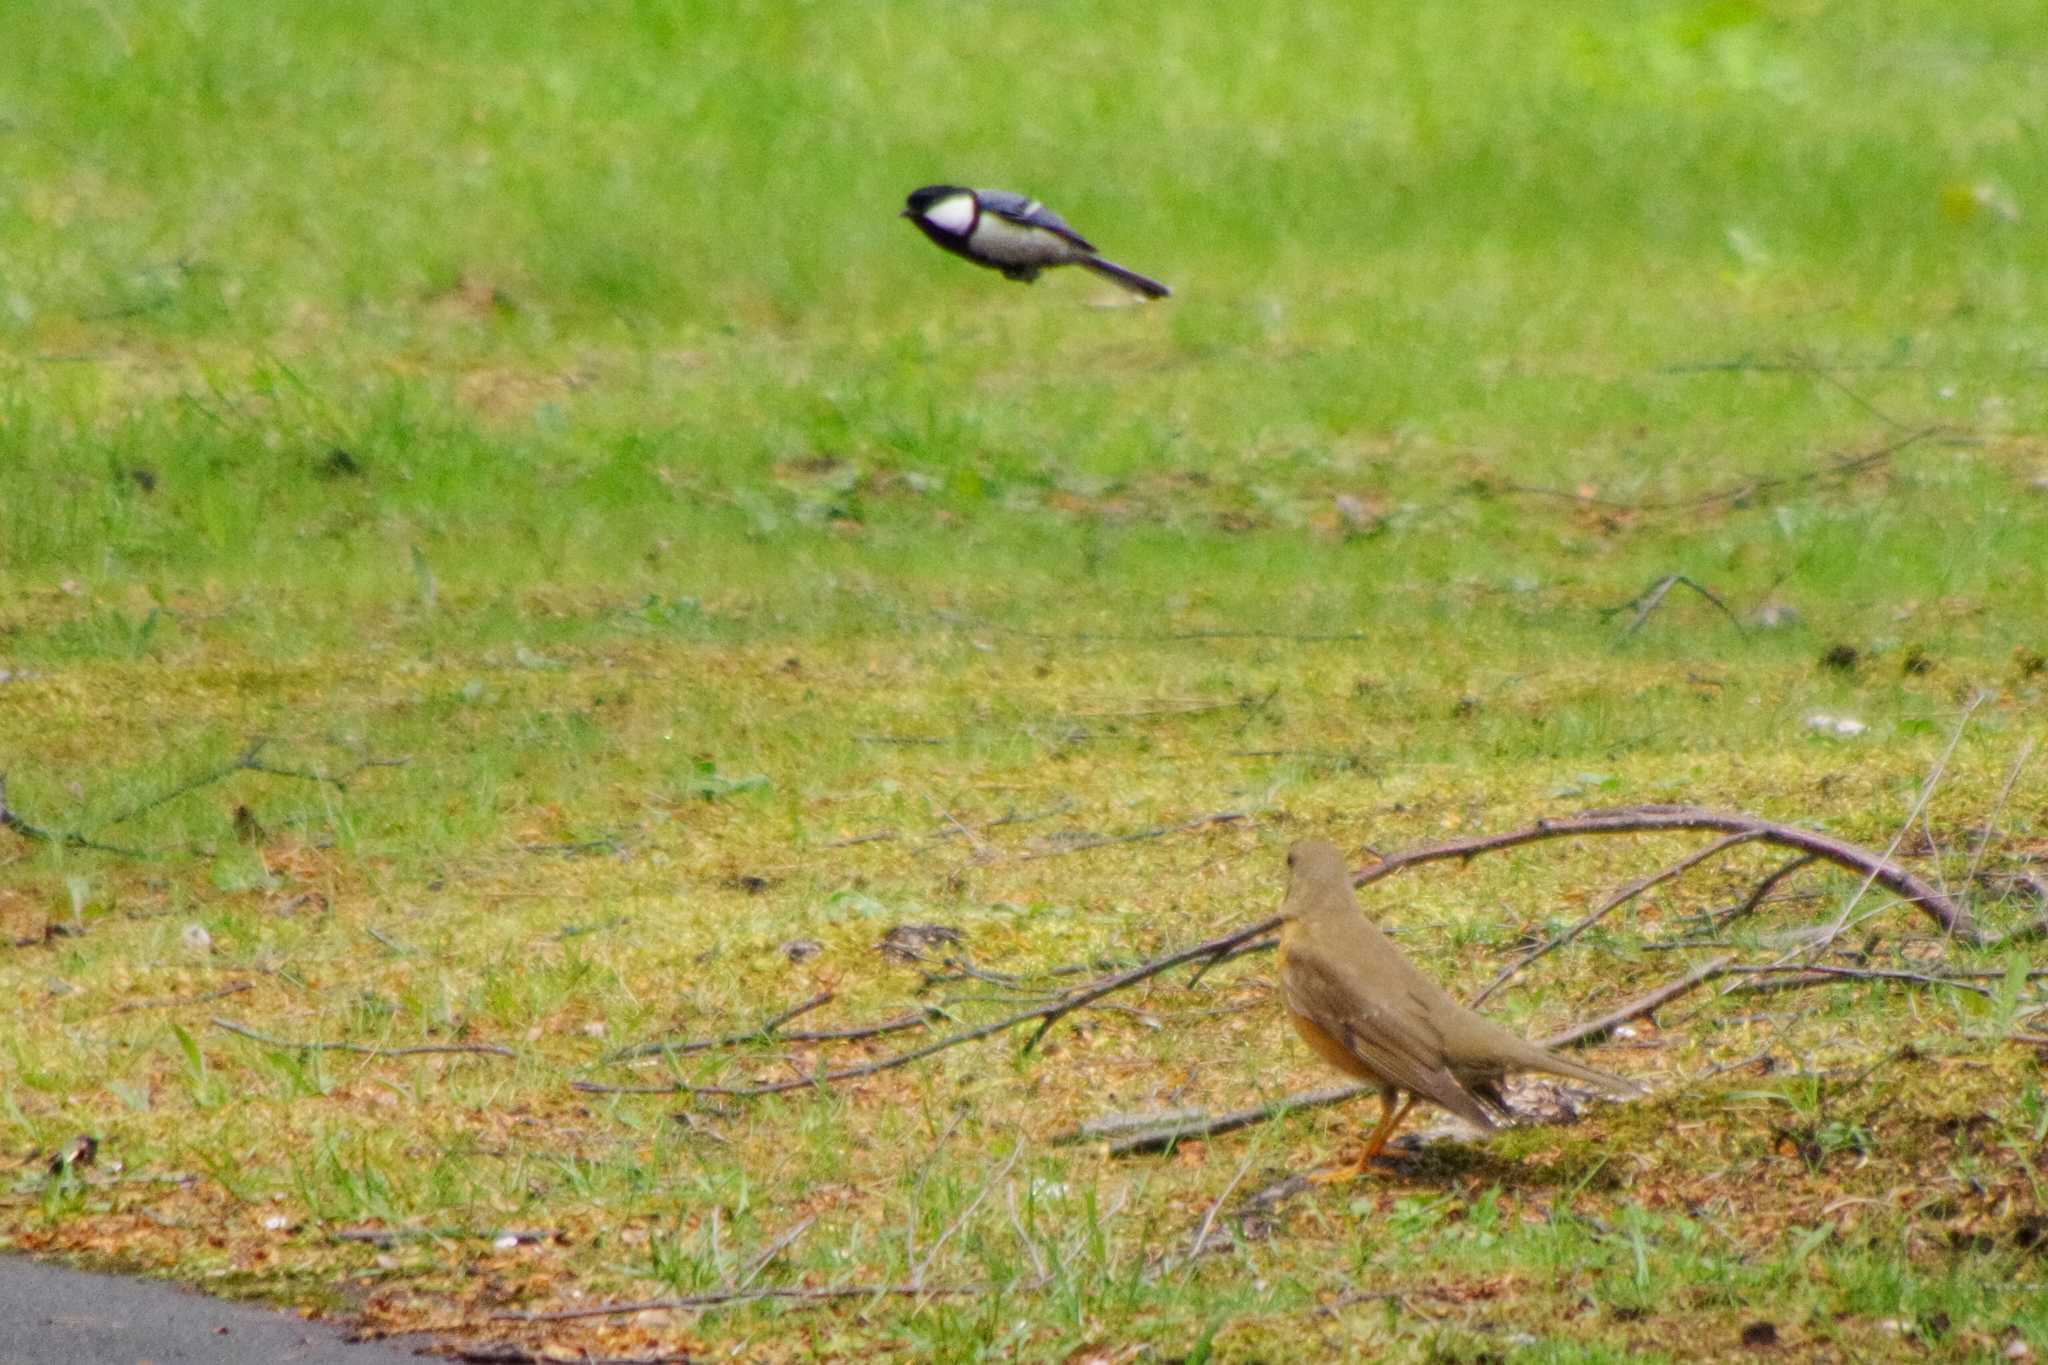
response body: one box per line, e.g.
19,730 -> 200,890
900,186 -> 1171,299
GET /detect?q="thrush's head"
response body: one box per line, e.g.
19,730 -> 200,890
902,184 -> 977,237
1282,838 -> 1351,916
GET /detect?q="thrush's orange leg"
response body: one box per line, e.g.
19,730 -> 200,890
1312,1085 -> 1416,1182
1360,1092 -> 1418,1161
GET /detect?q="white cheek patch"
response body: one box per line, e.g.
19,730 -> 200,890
922,194 -> 976,235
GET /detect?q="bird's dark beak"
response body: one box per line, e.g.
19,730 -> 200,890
899,208 -> 916,218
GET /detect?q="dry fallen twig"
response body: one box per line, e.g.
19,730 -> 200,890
1182,1149 -> 1258,1263
1605,573 -> 1746,638
0,774 -> 151,856
607,991 -> 836,1062
106,980 -> 253,1016
1057,1085 -> 1372,1156
924,609 -> 1369,645
1,741 -> 405,860
1470,833 -> 1759,1006
1977,869 -> 2048,947
493,1276 -> 1034,1323
1352,805 -> 1973,942
1495,426 -> 1939,514
1019,809 -> 1248,862
1537,954 -> 1738,1049
213,1017 -> 515,1058
1720,964 -> 1996,998
1711,853 -> 1822,931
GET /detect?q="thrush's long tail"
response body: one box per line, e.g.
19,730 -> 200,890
1522,1046 -> 1642,1096
1080,255 -> 1171,299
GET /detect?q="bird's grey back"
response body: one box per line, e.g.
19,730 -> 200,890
974,189 -> 1093,248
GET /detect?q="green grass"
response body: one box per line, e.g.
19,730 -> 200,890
3,1 -> 2047,1359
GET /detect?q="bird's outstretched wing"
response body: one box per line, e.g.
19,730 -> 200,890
1282,944 -> 1497,1130
976,190 -> 1096,251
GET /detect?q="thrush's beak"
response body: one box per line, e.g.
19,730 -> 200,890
899,208 -> 915,218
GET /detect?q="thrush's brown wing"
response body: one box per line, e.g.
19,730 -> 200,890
1281,939 -> 1497,1130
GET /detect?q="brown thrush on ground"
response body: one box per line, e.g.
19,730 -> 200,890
1277,837 -> 1640,1178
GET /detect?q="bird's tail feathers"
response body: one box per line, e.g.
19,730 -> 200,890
1080,255 -> 1171,299
1527,1048 -> 1642,1096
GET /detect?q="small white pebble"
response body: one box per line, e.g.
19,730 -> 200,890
181,923 -> 214,954
1750,602 -> 1800,628
1804,713 -> 1868,736
2006,1341 -> 2032,1361
263,1215 -> 290,1231
493,1234 -> 520,1251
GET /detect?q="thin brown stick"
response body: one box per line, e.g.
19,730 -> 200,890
823,829 -> 900,848
736,1215 -> 816,1292
1019,809 -> 1247,862
1606,573 -> 1746,638
1350,804 -> 1972,942
606,992 -> 835,1062
1805,693 -> 1982,958
1061,1085 -> 1373,1156
928,797 -> 991,858
107,980 -> 253,1015
921,956 -> 1127,987
493,1277 -> 1027,1323
911,1146 -> 1022,1287
1720,964 -> 1995,998
1496,426 -> 1937,513
1695,1050 -> 1776,1081
776,1011 -> 938,1044
1711,853 -> 1821,929
1182,1149 -> 1258,1263
603,1007 -> 937,1070
576,1006 -> 1042,1097
1470,833 -> 1759,1006
1979,869 -> 2048,947
1537,955 -> 1737,1049
1964,739 -> 2037,890
0,774 -> 151,856
924,609 -> 1369,645
1021,917 -> 1284,1053
1,744 -> 405,860
1186,935 -> 1277,986
102,739 -> 403,826
212,1017 -> 514,1058
928,800 -> 1077,841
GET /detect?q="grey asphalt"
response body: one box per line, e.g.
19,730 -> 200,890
0,1256 -> 428,1365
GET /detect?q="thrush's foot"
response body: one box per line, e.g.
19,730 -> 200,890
1308,1151 -> 1402,1183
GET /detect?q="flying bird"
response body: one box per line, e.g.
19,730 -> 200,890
900,185 -> 1170,299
